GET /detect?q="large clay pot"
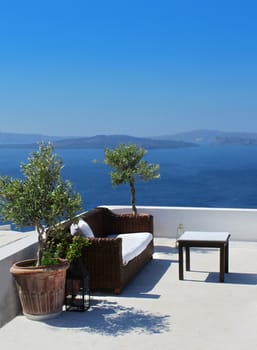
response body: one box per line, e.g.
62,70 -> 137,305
10,259 -> 69,320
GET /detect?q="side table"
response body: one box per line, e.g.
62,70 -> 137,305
177,231 -> 231,282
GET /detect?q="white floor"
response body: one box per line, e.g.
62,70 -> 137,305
1,238 -> 257,350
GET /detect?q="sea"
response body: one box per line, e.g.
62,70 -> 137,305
1,144 -> 257,218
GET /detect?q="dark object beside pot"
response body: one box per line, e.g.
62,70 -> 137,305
65,258 -> 90,311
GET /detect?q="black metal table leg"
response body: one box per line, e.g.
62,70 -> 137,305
178,244 -> 184,280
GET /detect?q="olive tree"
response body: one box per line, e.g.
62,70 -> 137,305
0,142 -> 82,266
104,144 -> 160,215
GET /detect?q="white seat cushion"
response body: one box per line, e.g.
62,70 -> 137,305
109,232 -> 153,265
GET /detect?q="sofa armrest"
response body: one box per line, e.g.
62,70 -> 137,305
80,237 -> 125,292
81,237 -> 122,277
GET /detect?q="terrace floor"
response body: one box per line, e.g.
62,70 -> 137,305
1,237 -> 257,350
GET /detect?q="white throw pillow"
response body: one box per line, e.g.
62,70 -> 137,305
78,219 -> 95,238
70,223 -> 79,236
70,219 -> 94,238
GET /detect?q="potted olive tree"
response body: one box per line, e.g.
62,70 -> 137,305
104,144 -> 160,215
0,142 -> 87,320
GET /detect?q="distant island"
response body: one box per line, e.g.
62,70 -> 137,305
0,133 -> 196,150
51,135 -> 198,149
1,130 -> 257,149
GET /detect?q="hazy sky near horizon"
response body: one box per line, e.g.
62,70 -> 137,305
1,0 -> 257,137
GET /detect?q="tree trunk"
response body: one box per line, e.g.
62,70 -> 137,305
36,224 -> 45,266
129,180 -> 137,216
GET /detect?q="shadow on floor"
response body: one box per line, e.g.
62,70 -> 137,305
93,255 -> 173,299
185,270 -> 257,285
120,256 -> 173,298
45,299 -> 171,335
206,271 -> 257,285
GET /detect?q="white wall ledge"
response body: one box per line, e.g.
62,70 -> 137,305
105,205 -> 257,242
0,231 -> 38,328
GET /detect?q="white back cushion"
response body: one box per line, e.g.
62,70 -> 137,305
70,219 -> 94,238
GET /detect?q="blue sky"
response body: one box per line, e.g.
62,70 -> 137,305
1,0 -> 257,137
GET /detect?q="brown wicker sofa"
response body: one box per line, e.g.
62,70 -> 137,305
68,207 -> 154,294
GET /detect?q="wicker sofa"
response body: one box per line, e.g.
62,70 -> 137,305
69,207 -> 154,294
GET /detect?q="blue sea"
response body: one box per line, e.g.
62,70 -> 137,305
1,145 -> 257,214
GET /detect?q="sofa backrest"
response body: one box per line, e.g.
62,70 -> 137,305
80,207 -> 107,237
80,207 -> 153,236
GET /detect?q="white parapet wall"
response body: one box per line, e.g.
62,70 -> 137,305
0,231 -> 38,328
106,205 -> 257,241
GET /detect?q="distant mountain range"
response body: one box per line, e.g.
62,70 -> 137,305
0,132 -> 66,145
0,132 -> 195,149
154,130 -> 257,145
1,130 -> 257,149
155,129 -> 222,143
51,135 -> 196,149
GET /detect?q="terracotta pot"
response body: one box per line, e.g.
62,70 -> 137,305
10,259 -> 69,320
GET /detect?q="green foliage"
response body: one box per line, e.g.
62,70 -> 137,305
42,235 -> 90,266
0,142 -> 83,266
41,249 -> 60,266
104,144 -> 160,215
65,236 -> 90,262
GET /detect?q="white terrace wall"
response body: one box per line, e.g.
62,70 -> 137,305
107,205 -> 257,242
0,233 -> 37,328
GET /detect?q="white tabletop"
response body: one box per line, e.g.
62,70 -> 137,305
178,231 -> 230,242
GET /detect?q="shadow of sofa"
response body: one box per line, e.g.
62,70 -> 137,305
68,207 -> 154,294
